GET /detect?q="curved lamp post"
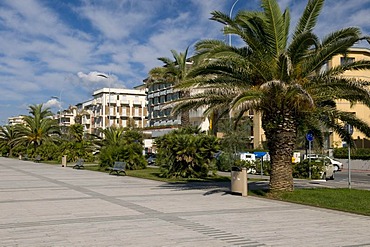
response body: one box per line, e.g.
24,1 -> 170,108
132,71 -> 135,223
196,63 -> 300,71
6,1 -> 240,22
229,0 -> 241,46
97,74 -> 111,128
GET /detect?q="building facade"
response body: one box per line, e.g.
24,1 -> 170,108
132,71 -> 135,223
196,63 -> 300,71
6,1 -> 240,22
251,47 -> 370,150
329,48 -> 370,148
145,80 -> 209,132
76,88 -> 147,135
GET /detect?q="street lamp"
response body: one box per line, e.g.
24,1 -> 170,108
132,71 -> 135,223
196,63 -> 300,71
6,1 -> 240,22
97,74 -> 111,128
51,93 -> 63,126
229,0 -> 241,46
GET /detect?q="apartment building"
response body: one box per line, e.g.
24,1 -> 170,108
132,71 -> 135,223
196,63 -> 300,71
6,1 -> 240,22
329,47 -> 370,148
76,88 -> 147,136
144,79 -> 209,134
7,115 -> 25,126
252,47 -> 370,150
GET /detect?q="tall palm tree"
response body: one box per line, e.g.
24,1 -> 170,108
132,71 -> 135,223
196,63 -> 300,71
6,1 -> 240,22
149,47 -> 193,127
14,104 -> 60,152
174,0 -> 370,192
0,125 -> 19,157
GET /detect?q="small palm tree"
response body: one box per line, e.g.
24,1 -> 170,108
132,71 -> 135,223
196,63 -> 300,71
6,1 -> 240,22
149,47 -> 193,127
0,125 -> 20,157
14,104 -> 60,153
174,0 -> 370,192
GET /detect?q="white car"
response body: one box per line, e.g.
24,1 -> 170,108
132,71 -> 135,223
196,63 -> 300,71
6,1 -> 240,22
304,155 -> 343,172
324,156 -> 343,172
309,157 -> 335,180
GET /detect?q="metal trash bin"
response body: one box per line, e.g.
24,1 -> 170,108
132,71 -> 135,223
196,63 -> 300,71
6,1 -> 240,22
231,167 -> 248,196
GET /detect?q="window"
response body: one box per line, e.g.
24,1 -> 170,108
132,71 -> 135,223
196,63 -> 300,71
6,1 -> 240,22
340,57 -> 355,66
134,108 -> 139,116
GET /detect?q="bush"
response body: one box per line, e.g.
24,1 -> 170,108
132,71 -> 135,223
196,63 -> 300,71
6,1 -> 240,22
292,159 -> 324,179
155,127 -> 220,178
334,147 -> 370,160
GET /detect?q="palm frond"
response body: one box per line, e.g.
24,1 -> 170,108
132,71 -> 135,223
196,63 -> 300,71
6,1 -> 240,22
293,0 -> 324,37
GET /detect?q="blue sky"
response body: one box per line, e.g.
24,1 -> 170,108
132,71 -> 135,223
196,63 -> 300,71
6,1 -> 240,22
1,0 -> 370,123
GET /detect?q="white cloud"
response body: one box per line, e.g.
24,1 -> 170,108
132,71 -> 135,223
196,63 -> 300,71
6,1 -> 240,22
44,98 -> 61,109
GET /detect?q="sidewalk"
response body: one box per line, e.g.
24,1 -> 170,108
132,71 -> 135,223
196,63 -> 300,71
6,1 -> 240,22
0,157 -> 369,247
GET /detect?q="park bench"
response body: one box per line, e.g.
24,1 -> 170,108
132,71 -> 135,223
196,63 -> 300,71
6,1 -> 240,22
109,161 -> 126,176
21,154 -> 29,161
34,155 -> 41,163
73,159 -> 84,169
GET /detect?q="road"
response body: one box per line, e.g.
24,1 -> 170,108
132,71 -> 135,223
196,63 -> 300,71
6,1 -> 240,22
245,170 -> 370,190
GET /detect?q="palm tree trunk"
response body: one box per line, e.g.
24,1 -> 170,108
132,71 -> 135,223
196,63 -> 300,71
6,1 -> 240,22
180,91 -> 190,127
263,112 -> 297,192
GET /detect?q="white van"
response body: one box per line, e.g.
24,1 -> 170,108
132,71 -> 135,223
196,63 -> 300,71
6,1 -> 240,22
239,152 -> 256,162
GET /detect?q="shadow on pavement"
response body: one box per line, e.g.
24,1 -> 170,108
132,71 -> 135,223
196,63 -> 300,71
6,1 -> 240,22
157,180 -> 270,196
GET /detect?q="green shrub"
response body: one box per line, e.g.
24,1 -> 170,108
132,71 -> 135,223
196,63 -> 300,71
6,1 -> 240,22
155,127 -> 220,178
334,147 -> 370,160
292,159 -> 324,179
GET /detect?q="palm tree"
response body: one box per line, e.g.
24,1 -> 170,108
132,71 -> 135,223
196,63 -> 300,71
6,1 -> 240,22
0,125 -> 19,157
149,47 -> 193,127
14,104 -> 60,153
173,0 -> 370,192
68,124 -> 84,143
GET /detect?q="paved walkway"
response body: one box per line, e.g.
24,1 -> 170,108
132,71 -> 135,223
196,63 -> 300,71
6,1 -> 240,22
0,157 -> 369,247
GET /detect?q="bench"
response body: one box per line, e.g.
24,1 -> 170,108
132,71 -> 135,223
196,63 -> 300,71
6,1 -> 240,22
34,155 -> 41,163
73,159 -> 84,169
21,154 -> 29,161
109,161 -> 126,176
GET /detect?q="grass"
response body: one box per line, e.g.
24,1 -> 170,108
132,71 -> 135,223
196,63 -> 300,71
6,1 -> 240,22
281,188 -> 370,216
85,165 -> 370,216
251,188 -> 370,216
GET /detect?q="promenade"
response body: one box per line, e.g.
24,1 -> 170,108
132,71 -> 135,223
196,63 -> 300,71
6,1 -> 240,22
0,157 -> 369,247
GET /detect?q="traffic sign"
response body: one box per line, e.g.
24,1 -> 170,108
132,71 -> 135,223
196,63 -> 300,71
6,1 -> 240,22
306,130 -> 314,142
345,124 -> 353,135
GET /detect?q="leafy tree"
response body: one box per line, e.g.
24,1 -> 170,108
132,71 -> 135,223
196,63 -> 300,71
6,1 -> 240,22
14,104 -> 60,156
149,47 -> 193,127
173,0 -> 370,192
155,127 -> 220,178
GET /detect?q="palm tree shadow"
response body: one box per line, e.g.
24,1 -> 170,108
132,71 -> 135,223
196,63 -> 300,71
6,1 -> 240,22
157,180 -> 269,196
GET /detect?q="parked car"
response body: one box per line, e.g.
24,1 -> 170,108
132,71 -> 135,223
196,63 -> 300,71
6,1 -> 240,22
309,157 -> 335,180
325,156 -> 343,172
304,154 -> 343,172
147,154 -> 156,165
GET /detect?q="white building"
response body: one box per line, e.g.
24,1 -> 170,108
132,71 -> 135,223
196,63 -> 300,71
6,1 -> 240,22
7,115 -> 25,126
76,88 -> 147,135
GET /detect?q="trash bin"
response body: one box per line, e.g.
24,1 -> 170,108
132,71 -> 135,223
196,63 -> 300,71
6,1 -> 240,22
62,155 -> 67,167
231,167 -> 248,196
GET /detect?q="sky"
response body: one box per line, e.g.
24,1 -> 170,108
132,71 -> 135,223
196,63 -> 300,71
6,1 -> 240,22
1,0 -> 370,123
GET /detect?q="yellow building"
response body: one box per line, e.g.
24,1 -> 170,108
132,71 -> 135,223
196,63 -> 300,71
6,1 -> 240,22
329,48 -> 370,148
252,47 -> 370,149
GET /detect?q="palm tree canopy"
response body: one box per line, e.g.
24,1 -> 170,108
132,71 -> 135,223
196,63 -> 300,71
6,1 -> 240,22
173,0 -> 370,192
14,104 -> 60,149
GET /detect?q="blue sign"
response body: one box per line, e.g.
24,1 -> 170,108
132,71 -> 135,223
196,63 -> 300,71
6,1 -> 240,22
254,152 -> 267,158
306,130 -> 314,142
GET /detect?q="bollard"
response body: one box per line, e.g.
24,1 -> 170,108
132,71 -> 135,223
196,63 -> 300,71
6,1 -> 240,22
241,168 -> 248,197
62,155 -> 67,167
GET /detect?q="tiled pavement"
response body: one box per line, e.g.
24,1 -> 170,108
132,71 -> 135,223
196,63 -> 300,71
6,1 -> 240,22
0,157 -> 369,247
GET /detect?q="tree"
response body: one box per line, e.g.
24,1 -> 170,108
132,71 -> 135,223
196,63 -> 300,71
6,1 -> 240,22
149,47 -> 193,127
0,125 -> 19,157
14,104 -> 60,154
173,0 -> 370,192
